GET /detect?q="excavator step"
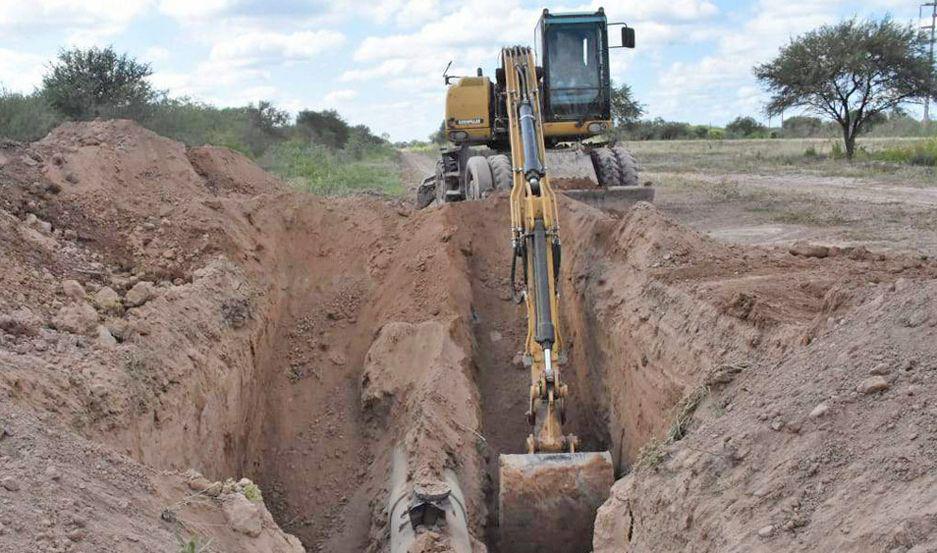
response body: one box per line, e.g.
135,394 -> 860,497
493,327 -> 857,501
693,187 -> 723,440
498,451 -> 614,553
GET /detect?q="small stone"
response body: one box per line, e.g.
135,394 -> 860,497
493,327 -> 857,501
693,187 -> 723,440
53,302 -> 99,334
0,307 -> 42,336
809,402 -> 829,418
857,376 -> 890,395
1,477 -> 19,491
67,528 -> 86,542
45,465 -> 61,481
124,281 -> 155,307
869,363 -> 891,376
328,351 -> 346,366
512,353 -> 525,370
96,325 -> 117,349
222,493 -> 263,537
187,475 -> 214,493
61,280 -> 86,300
758,525 -> 775,538
770,419 -> 784,431
105,319 -> 129,341
789,242 -> 829,258
92,287 -> 122,313
37,220 -> 52,234
162,248 -> 176,260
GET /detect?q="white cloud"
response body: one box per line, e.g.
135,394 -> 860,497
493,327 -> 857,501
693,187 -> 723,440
144,46 -> 171,63
157,0 -> 232,19
209,29 -> 345,68
0,49 -> 46,93
646,0 -> 859,123
0,0 -> 152,40
322,89 -> 358,104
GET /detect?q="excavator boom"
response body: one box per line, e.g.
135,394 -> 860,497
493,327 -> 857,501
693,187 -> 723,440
496,45 -> 613,553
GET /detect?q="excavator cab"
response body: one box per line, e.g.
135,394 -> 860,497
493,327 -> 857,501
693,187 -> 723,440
537,10 -> 611,124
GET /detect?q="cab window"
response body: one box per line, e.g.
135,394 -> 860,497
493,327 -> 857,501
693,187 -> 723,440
546,25 -> 601,118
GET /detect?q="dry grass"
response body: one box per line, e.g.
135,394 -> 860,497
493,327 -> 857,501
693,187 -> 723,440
623,137 -> 937,185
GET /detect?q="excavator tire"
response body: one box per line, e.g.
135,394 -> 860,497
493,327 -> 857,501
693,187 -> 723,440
488,154 -> 513,190
465,156 -> 494,200
590,147 -> 620,188
611,145 -> 639,187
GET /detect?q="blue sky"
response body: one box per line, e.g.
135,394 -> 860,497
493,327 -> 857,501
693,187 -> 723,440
0,0 -> 923,141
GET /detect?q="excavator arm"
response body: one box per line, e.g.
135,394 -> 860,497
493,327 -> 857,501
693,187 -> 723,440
497,46 -> 614,553
502,46 -> 571,455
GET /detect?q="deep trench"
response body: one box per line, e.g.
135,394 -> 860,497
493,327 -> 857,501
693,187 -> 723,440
127,198 -> 688,553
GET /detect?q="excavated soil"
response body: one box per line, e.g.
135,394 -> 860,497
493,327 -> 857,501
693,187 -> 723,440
0,121 -> 934,553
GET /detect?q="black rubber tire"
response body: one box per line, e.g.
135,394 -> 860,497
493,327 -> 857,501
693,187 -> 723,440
487,154 -> 513,190
611,146 -> 639,187
465,156 -> 494,200
590,147 -> 620,188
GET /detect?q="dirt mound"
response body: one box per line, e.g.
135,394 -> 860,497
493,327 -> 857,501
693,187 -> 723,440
0,120 -> 934,553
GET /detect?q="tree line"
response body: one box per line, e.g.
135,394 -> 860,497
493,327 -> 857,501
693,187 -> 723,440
0,46 -> 387,160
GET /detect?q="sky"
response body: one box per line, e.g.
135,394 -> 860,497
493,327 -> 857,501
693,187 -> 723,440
0,0 -> 925,141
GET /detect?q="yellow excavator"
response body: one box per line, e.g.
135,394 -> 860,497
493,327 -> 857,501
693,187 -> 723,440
416,8 -> 644,553
416,7 -> 651,214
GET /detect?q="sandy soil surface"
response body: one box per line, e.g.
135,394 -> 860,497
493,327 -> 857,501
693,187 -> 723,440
0,129 -> 934,553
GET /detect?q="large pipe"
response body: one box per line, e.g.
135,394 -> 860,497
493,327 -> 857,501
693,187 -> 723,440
388,447 -> 472,553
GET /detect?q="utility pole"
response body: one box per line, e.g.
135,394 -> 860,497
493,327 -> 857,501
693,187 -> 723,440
921,1 -> 937,125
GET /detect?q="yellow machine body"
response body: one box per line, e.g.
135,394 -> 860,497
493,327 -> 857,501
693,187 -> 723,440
445,76 -> 493,143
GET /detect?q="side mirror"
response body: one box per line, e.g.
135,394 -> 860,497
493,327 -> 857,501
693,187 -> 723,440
621,27 -> 635,49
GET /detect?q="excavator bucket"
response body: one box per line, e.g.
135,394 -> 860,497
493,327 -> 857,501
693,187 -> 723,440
498,451 -> 614,553
545,150 -> 655,212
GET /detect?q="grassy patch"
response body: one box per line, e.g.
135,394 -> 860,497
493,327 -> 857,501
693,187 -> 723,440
261,139 -> 403,197
635,385 -> 710,470
868,137 -> 937,167
176,534 -> 212,553
626,137 -> 937,185
242,482 -> 263,503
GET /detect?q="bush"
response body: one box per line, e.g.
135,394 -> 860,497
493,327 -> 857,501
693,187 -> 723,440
871,138 -> 937,166
42,46 -> 157,120
726,116 -> 767,138
0,89 -> 61,141
707,128 -> 726,140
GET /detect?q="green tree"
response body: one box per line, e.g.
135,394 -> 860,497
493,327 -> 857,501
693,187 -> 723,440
429,120 -> 446,144
41,46 -> 157,120
609,82 -> 644,128
296,109 -> 350,149
781,116 -> 827,138
755,17 -> 937,159
726,116 -> 766,138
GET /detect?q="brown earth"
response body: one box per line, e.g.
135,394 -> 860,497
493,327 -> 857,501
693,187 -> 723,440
0,122 -> 934,553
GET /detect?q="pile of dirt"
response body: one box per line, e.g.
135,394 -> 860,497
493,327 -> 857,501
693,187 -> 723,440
0,120 -> 934,553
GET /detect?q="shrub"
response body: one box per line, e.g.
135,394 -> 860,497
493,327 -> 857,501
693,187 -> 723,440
872,137 -> 937,166
0,89 -> 61,141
